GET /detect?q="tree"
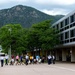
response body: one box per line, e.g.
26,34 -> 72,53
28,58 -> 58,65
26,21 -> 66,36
0,20 -> 59,56
28,20 -> 59,55
0,24 -> 27,55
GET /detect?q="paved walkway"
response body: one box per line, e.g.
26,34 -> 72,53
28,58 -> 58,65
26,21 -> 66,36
0,62 -> 75,75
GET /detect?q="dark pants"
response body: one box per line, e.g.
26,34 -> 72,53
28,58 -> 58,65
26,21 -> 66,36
26,59 -> 28,65
42,59 -> 44,63
5,59 -> 8,65
1,60 -> 4,67
53,59 -> 55,64
48,59 -> 51,65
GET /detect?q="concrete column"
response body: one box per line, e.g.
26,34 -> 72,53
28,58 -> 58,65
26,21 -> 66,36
62,50 -> 66,61
71,48 -> 75,62
55,50 -> 59,60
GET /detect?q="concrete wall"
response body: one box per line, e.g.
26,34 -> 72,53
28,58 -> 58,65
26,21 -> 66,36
71,47 -> 75,62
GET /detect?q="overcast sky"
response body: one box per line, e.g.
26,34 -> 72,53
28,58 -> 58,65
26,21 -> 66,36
0,0 -> 75,15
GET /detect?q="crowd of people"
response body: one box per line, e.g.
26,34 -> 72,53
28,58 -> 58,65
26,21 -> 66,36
0,53 -> 55,67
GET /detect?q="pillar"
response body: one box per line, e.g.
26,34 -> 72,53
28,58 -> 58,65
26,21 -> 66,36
71,48 -> 75,62
62,49 -> 66,61
55,50 -> 59,60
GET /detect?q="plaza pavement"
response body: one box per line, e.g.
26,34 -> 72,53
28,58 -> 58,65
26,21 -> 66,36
0,62 -> 75,75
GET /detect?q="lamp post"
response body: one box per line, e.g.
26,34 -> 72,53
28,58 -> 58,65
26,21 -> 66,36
8,28 -> 12,59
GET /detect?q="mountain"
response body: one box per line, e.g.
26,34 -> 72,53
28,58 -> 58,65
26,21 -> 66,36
0,5 -> 64,28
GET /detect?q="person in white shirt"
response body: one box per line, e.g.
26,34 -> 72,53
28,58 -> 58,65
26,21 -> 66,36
52,55 -> 55,64
47,55 -> 52,65
25,54 -> 29,65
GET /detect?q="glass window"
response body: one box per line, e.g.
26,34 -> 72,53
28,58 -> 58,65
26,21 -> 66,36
73,23 -> 75,26
65,26 -> 69,30
70,24 -> 73,28
60,21 -> 64,28
56,24 -> 59,30
65,40 -> 69,43
70,29 -> 75,37
70,39 -> 72,42
60,33 -> 64,40
70,15 -> 74,23
73,38 -> 75,41
65,31 -> 69,39
65,18 -> 69,25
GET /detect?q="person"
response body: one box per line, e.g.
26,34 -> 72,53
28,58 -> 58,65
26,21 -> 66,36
11,55 -> 15,65
41,55 -> 45,63
15,55 -> 19,65
36,55 -> 40,62
20,55 -> 23,65
25,53 -> 29,65
0,54 -> 5,67
30,55 -> 33,64
47,55 -> 52,65
52,55 -> 55,64
33,56 -> 37,64
38,58 -> 41,64
5,54 -> 9,65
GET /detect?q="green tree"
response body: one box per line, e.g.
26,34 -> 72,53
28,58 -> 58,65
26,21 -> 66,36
29,20 -> 59,55
0,24 -> 27,55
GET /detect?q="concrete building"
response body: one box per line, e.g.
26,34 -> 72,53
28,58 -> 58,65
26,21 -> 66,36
52,10 -> 75,62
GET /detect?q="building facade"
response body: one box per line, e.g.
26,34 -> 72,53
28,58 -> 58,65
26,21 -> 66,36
52,10 -> 75,62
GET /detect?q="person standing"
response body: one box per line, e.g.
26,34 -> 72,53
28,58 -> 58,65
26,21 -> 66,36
41,55 -> 45,63
20,54 -> 23,65
11,55 -> 15,65
5,54 -> 9,65
47,55 -> 52,65
0,54 -> 5,67
16,55 -> 19,65
25,53 -> 29,65
52,55 -> 55,64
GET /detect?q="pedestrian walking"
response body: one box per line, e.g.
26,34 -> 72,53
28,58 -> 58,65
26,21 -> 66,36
5,54 -> 9,65
25,53 -> 29,65
41,55 -> 45,63
52,55 -> 55,64
47,55 -> 52,65
15,55 -> 19,65
0,53 -> 5,67
20,55 -> 23,65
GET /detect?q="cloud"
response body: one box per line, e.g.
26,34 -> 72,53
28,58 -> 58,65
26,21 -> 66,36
0,0 -> 74,15
0,0 -> 29,9
35,0 -> 75,5
0,0 -> 27,4
41,9 -> 68,15
1,0 -> 75,5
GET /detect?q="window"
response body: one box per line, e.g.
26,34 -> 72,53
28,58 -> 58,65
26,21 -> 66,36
70,15 -> 74,23
65,18 -> 69,25
70,29 -> 75,37
70,39 -> 72,42
70,22 -> 75,28
70,24 -> 73,28
60,28 -> 64,32
70,38 -> 75,42
56,24 -> 59,30
60,33 -> 64,40
65,31 -> 69,39
65,26 -> 69,30
65,40 -> 69,43
60,21 -> 64,28
73,23 -> 75,26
